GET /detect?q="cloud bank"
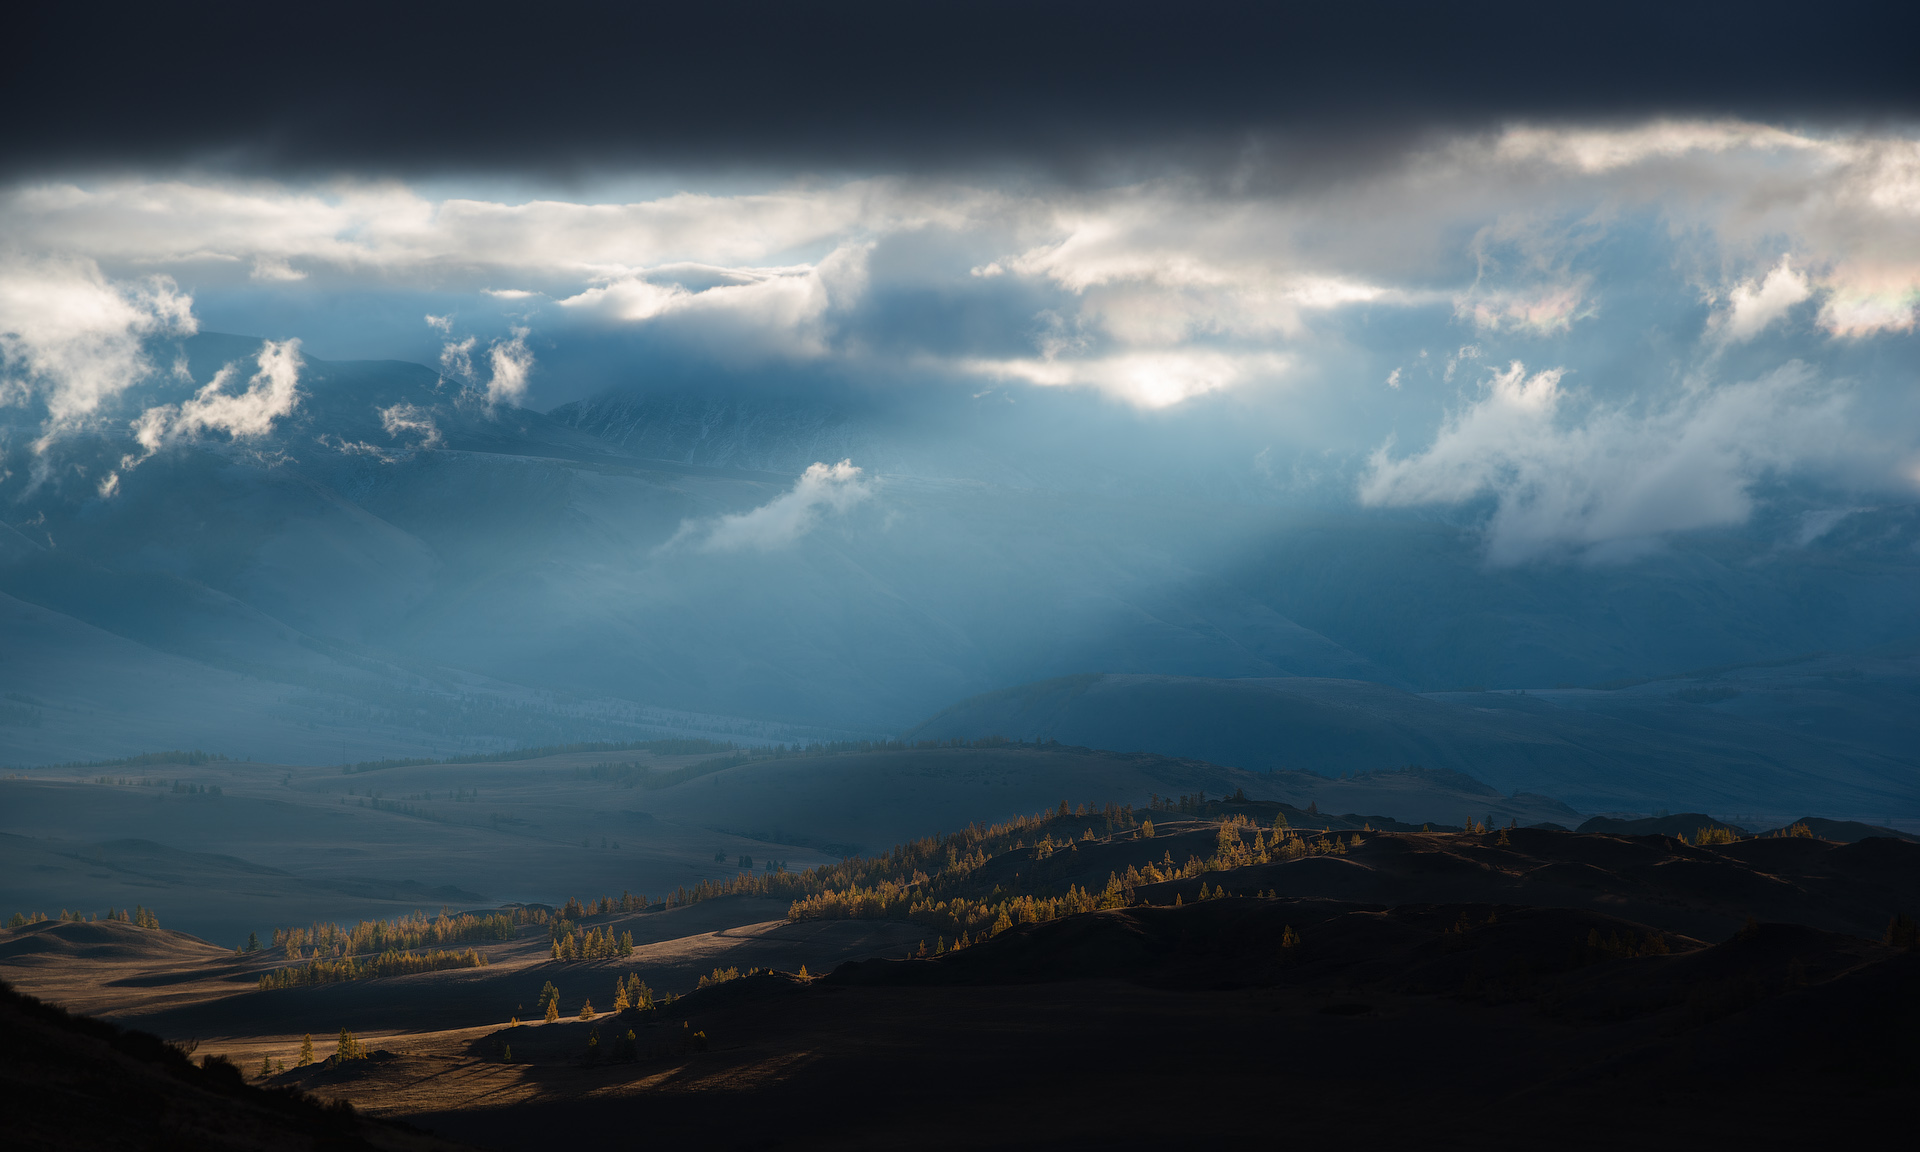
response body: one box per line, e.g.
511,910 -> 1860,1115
3,118 -> 1916,557
1359,360 -> 1854,564
0,257 -> 195,437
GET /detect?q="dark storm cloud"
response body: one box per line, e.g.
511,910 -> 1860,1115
7,0 -> 1918,178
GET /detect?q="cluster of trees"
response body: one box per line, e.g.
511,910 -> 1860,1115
1680,822 -> 1814,847
613,972 -> 655,1010
547,922 -> 634,960
401,788 -> 480,802
785,808 -> 1390,944
267,910 -> 526,961
7,905 -> 161,928
50,750 -> 227,770
556,893 -> 650,919
256,947 -> 488,989
695,966 -> 742,988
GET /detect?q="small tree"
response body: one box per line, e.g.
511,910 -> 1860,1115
335,1029 -> 359,1060
544,999 -> 560,1023
578,999 -> 595,1020
614,980 -> 631,1011
298,1034 -> 314,1067
245,931 -> 260,953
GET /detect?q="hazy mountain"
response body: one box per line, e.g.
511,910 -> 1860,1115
4,334 -> 1918,825
906,659 -> 1920,823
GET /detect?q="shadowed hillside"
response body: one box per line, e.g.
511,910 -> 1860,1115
907,664 -> 1920,822
0,977 -> 472,1152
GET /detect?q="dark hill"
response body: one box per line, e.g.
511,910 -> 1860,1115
0,978 -> 469,1151
1764,816 -> 1919,843
427,893 -> 1918,1150
1574,812 -> 1746,836
905,671 -> 1920,820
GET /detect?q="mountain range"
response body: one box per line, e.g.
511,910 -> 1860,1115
3,333 -> 1916,821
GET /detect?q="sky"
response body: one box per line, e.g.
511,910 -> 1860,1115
3,1 -> 1918,565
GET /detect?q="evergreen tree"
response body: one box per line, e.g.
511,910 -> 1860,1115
336,1028 -> 359,1060
245,931 -> 260,953
614,980 -> 631,1011
298,1034 -> 314,1066
579,999 -> 595,1020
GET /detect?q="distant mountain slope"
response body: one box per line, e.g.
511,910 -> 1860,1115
630,744 -> 1580,856
6,333 -> 1920,793
906,669 -> 1920,823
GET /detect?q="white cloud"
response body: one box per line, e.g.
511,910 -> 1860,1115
664,460 -> 874,553
249,257 -> 306,281
0,257 -> 196,433
130,338 -> 304,455
557,247 -> 867,360
0,177 -> 989,282
1817,281 -> 1918,336
1491,119 -> 1822,174
379,401 -> 441,448
485,327 -> 533,406
1715,256 -> 1811,342
1456,283 -> 1589,335
1359,360 -> 1854,564
429,322 -> 535,405
438,335 -> 476,380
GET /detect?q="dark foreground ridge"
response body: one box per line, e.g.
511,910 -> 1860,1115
402,820 -> 1918,1151
0,978 -> 471,1152
7,804 -> 1916,1150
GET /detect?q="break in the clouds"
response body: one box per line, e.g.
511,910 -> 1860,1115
2,119 -> 1917,560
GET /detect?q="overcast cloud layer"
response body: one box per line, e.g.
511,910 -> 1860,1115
2,118 -> 1917,562
8,2 -> 1918,176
